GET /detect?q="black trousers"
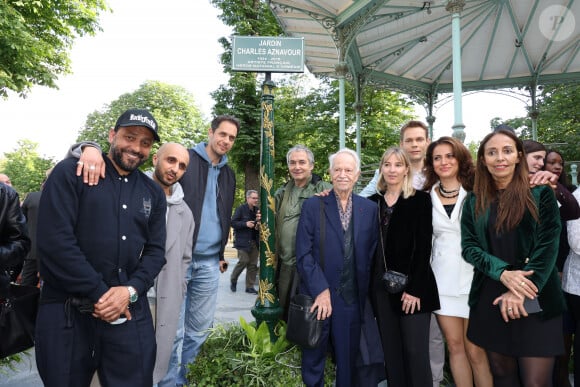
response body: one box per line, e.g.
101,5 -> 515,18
373,292 -> 432,387
35,297 -> 156,387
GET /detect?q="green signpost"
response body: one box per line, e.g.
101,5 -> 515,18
232,36 -> 304,73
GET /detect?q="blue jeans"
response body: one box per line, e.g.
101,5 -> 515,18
167,254 -> 220,385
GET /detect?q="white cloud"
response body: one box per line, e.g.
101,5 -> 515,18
0,0 -> 231,160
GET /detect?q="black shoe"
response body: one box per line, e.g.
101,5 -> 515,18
230,281 -> 237,292
245,288 -> 258,294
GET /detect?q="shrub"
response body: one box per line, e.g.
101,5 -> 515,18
186,318 -> 335,386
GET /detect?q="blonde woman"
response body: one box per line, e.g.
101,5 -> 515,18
369,147 -> 438,387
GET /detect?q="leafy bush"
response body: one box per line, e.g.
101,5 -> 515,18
0,351 -> 29,374
186,318 -> 335,386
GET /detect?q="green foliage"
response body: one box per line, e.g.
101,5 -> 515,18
497,84 -> 580,163
209,0 -> 414,194
0,139 -> 55,197
0,352 -> 26,373
0,0 -> 109,97
210,0 -> 284,192
239,317 -> 290,357
187,321 -> 335,386
273,76 -> 414,188
75,80 -> 206,171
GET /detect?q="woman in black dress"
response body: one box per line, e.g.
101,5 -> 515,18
461,127 -> 565,386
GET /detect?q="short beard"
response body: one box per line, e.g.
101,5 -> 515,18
110,145 -> 145,173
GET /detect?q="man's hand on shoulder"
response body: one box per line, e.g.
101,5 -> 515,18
77,146 -> 106,186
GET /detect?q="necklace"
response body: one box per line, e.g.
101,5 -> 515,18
439,182 -> 460,198
384,190 -> 400,206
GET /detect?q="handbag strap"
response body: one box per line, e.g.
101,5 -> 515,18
377,198 -> 416,273
319,197 -> 325,270
377,201 -> 389,272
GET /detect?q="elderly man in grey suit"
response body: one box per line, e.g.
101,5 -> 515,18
148,143 -> 195,386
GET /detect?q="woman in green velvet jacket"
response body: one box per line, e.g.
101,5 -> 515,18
461,127 -> 565,387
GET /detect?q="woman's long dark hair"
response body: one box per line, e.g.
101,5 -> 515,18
423,136 -> 474,191
474,128 -> 538,232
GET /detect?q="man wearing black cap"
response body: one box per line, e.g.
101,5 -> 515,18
35,108 -> 167,387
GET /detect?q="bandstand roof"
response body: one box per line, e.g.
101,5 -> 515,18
268,0 -> 580,97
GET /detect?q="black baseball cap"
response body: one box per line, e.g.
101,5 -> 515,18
114,108 -> 160,141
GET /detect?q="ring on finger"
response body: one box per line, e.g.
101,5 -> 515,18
77,161 -> 84,166
89,165 -> 96,170
520,281 -> 525,286
507,308 -> 513,312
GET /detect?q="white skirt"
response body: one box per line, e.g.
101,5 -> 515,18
433,294 -> 470,319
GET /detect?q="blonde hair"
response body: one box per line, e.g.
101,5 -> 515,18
376,147 -> 415,199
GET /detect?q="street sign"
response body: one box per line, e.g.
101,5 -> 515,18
232,36 -> 304,73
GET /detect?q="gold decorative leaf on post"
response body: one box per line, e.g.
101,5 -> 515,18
262,102 -> 275,157
258,279 -> 275,305
265,251 -> 276,267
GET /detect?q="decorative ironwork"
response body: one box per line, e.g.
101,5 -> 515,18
446,0 -> 466,14
251,78 -> 282,335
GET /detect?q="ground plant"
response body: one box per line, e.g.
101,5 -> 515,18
187,318 -> 335,386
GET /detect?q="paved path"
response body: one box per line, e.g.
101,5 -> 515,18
0,245 -> 258,386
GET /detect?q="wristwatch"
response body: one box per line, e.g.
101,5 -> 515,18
127,286 -> 138,303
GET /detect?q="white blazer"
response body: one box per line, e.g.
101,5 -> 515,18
430,184 -> 474,297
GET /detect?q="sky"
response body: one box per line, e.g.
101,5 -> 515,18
0,0 -> 529,161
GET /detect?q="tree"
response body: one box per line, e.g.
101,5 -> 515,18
1,139 -> 55,196
210,1 -> 414,193
76,80 -> 206,170
494,83 -> 580,162
210,0 -> 283,192
0,0 -> 109,97
272,76 -> 414,188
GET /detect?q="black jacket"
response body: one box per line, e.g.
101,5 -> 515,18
180,148 -> 236,260
0,183 -> 30,295
231,203 -> 259,252
368,191 -> 440,313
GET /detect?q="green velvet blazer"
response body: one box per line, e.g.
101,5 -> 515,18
461,185 -> 565,319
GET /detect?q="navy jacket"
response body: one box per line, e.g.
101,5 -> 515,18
38,156 -> 167,303
296,191 -> 378,312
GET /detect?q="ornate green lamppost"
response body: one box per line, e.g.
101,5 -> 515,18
251,73 -> 282,337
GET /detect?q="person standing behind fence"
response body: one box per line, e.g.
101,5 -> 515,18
230,190 -> 261,294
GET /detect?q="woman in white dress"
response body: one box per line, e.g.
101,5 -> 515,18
423,137 -> 492,387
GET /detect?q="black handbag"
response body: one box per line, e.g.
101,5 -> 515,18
0,283 -> 40,358
382,270 -> 408,294
286,293 -> 324,348
286,198 -> 326,349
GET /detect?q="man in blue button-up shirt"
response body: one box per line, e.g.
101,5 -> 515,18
35,109 -> 167,387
